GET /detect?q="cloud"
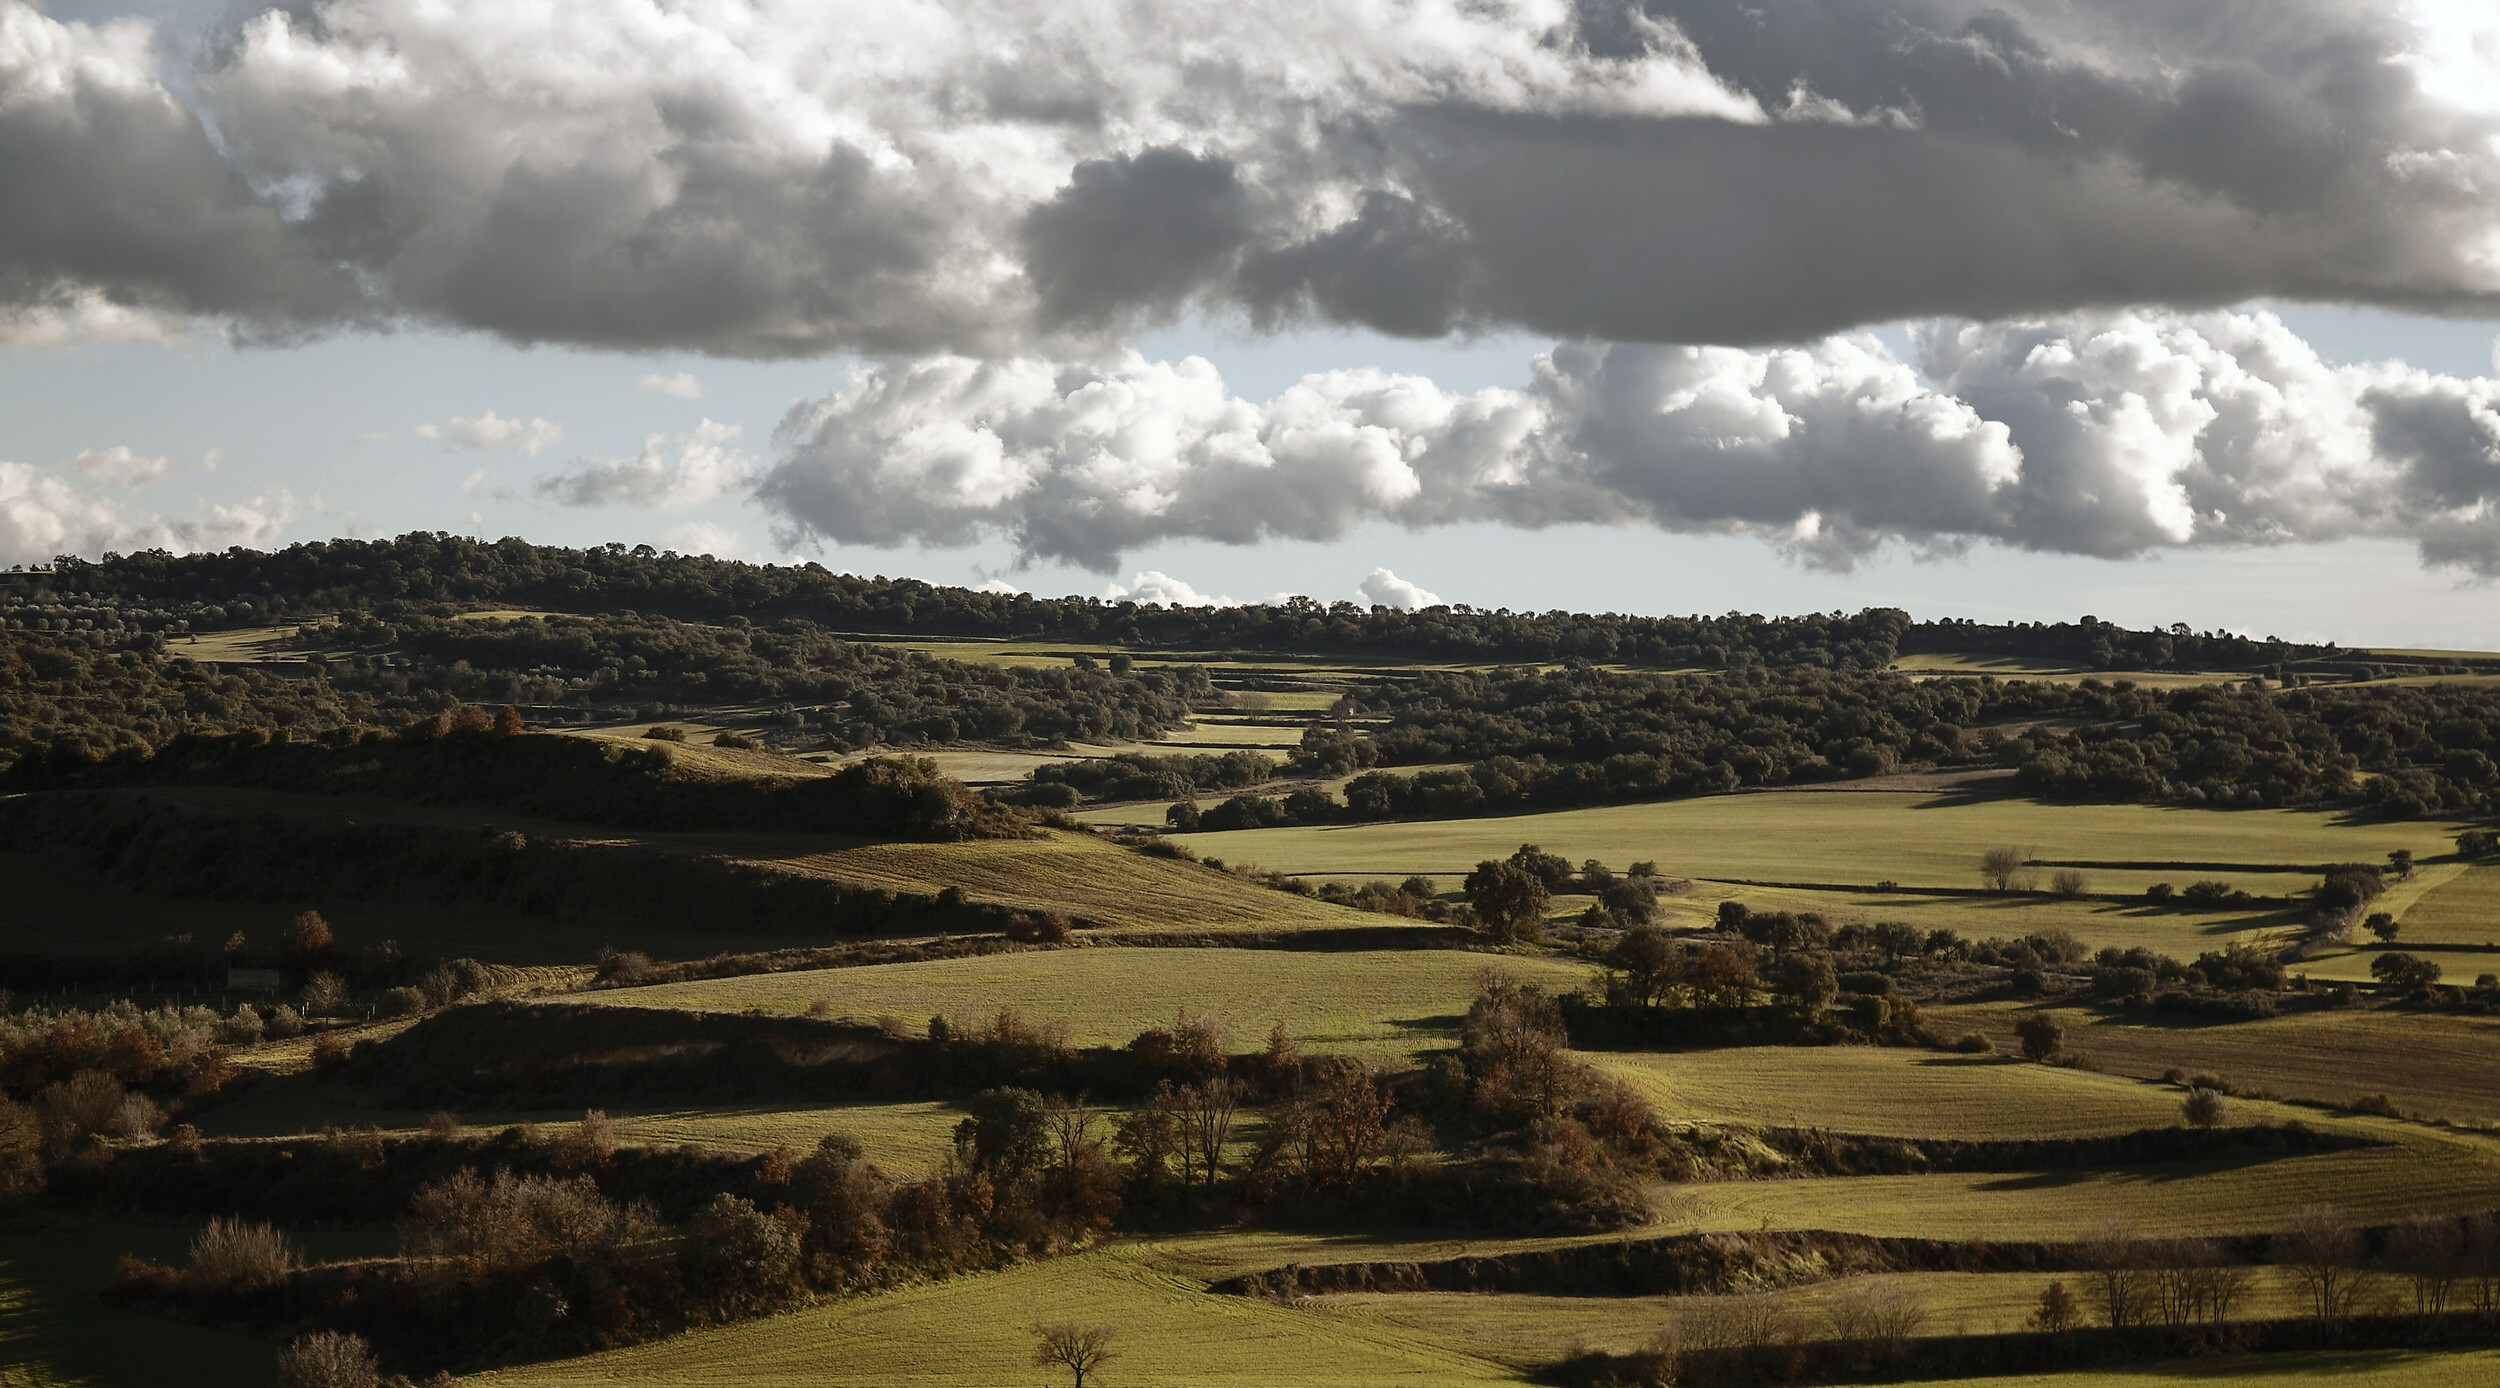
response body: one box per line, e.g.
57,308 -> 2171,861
1358,567 -> 1442,609
71,446 -> 171,488
0,462 -> 293,566
536,419 -> 754,509
759,308 -> 2500,576
415,411 -> 564,455
3,0 -> 2497,353
975,578 -> 1024,595
658,521 -> 746,558
637,371 -> 703,399
1105,570 -> 1238,607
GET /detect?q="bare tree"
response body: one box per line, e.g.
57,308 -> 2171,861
2081,1220 -> 2147,1328
277,1330 -> 380,1388
1980,845 -> 2032,892
2281,1205 -> 2371,1329
1043,1094 -> 1103,1174
1181,1076 -> 1238,1189
2387,1217 -> 2468,1316
1032,1322 -> 1117,1387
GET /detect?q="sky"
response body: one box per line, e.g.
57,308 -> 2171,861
5,0 -> 2500,647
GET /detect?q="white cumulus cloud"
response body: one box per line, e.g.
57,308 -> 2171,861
1358,567 -> 1442,608
758,309 -> 2500,575
0,461 -> 292,566
536,419 -> 754,510
637,371 -> 703,399
71,445 -> 171,488
417,411 -> 564,456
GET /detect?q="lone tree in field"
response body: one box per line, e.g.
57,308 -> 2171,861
1033,1322 -> 1116,1387
2181,1087 -> 2229,1129
1464,858 -> 1550,945
1980,845 -> 2031,893
2015,1014 -> 2065,1062
2364,911 -> 2400,944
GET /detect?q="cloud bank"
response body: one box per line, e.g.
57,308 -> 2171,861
3,0 -> 2497,353
536,420 -> 755,510
0,462 -> 293,567
758,309 -> 2500,575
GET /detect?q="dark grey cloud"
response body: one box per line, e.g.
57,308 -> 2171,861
1,0 -> 2495,354
1021,148 -> 1251,329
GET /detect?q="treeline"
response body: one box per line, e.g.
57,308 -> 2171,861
304,609 -> 1209,749
2,718 -> 1022,840
0,631 -> 411,772
37,533 -> 1915,666
1215,666 -> 2500,824
1900,615 -> 2326,672
2011,680 -> 2500,817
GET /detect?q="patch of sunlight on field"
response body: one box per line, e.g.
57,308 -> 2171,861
475,1242 -> 1520,1387
1184,793 -> 2456,898
1593,1049 -> 2225,1139
1673,1120 -> 2500,1241
1931,1002 -> 2500,1126
2394,863 -> 2500,948
719,828 -> 1376,933
569,947 -> 1585,1063
197,1088 -> 963,1171
0,1212 -> 278,1387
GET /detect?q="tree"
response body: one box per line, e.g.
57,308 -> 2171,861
1032,1322 -> 1117,1387
300,971 -> 350,1018
1602,926 -> 1679,1009
2364,912 -> 2400,944
2181,1087 -> 2229,1129
277,1331 -> 380,1388
283,909 -> 334,962
2030,1279 -> 2079,1333
2282,1205 -> 2370,1329
1980,845 -> 2031,892
2371,952 -> 2442,995
1463,858 -> 1549,944
2015,1014 -> 2064,1062
1774,952 -> 1838,1015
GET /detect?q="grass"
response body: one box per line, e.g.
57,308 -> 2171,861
475,1240 -> 1520,1387
194,1085 -> 967,1171
1672,1116 -> 2500,1241
700,828 -> 1384,934
568,947 -> 1586,1064
0,1211 -> 280,1387
2391,863 -> 2500,949
1929,1001 -> 2500,1126
1590,1047 -> 2261,1140
1182,791 -> 2456,894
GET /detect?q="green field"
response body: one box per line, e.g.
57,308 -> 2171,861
1931,1001 -> 2500,1125
706,828 -> 1383,934
476,1239 -> 1519,1387
1591,1047 -> 2278,1140
1675,1117 -> 2500,1241
1184,791 -> 2454,890
570,947 -> 1585,1063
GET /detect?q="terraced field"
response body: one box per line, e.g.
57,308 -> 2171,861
1676,1118 -> 2500,1241
1590,1047 -> 2267,1139
1930,1001 -> 2500,1125
570,947 -> 1586,1062
478,1240 -> 1519,1387
707,828 -> 1378,934
1184,791 -> 2454,893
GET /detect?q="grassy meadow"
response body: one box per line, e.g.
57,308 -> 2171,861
569,947 -> 1586,1063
